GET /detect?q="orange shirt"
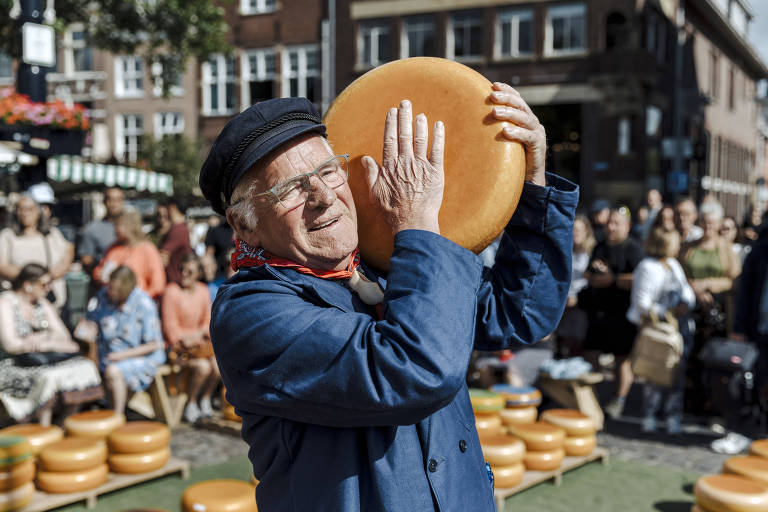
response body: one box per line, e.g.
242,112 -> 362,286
94,241 -> 166,299
161,282 -> 211,348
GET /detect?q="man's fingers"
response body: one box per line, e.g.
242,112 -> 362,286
397,99 -> 414,158
382,107 -> 398,170
491,83 -> 535,118
429,121 -> 445,170
493,107 -> 538,131
361,156 -> 380,203
502,125 -> 539,145
413,114 -> 428,159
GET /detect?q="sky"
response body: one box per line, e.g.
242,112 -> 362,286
750,1 -> 768,64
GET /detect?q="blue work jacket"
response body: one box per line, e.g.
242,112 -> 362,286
211,174 -> 578,511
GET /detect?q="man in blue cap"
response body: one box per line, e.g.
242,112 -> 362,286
200,83 -> 578,511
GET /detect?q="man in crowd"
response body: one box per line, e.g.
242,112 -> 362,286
158,199 -> 192,284
78,187 -> 124,276
204,214 -> 233,280
675,197 -> 703,243
590,198 -> 610,244
200,87 -> 577,510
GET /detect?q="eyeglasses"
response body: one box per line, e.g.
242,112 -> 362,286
252,154 -> 350,210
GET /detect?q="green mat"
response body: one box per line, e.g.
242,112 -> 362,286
52,456 -> 699,511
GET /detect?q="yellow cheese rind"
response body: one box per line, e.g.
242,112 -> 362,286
723,456 -> 768,487
491,463 -> 524,489
0,424 -> 64,456
475,415 -> 502,438
749,440 -> 768,459
0,481 -> 34,512
694,474 -> 768,512
563,435 -> 597,456
39,438 -> 107,472
222,405 -> 241,422
0,458 -> 35,491
108,422 -> 171,454
108,446 -> 171,474
523,448 -> 566,471
508,422 -> 566,451
64,410 -> 126,439
36,463 -> 109,493
540,409 -> 597,436
480,435 -> 526,466
182,479 -> 259,512
0,436 -> 32,469
499,407 -> 537,426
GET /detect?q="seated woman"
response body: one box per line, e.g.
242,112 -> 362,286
0,264 -> 102,426
162,254 -> 220,423
86,266 -> 166,415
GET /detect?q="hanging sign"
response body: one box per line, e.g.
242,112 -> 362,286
22,22 -> 56,67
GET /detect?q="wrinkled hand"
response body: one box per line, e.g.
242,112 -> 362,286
490,83 -> 546,186
361,100 -> 445,234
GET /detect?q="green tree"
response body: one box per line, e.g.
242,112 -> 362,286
139,134 -> 204,200
0,0 -> 231,96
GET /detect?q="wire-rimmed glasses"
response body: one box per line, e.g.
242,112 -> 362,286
253,154 -> 350,209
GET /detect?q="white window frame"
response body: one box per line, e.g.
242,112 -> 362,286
240,0 -> 276,15
114,114 -> 143,164
495,8 -> 534,59
61,24 -> 92,75
153,112 -> 184,139
114,56 -> 144,98
544,3 -> 587,57
151,61 -> 184,97
401,17 -> 437,59
618,116 -> 631,156
241,48 -> 277,108
447,11 -> 483,62
357,20 -> 390,68
281,45 -> 320,101
202,54 -> 236,116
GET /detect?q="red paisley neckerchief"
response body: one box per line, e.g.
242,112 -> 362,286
230,238 -> 361,279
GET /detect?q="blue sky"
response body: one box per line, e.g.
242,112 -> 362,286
750,1 -> 768,63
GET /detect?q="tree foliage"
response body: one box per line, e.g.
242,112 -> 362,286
0,0 -> 231,96
138,134 -> 204,200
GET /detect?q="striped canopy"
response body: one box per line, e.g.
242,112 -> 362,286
46,155 -> 174,195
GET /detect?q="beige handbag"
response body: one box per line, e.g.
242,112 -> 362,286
630,311 -> 684,388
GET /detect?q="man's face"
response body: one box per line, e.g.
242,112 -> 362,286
647,189 -> 661,209
675,200 -> 697,231
105,189 -> 124,218
244,135 -> 358,270
606,211 -> 630,244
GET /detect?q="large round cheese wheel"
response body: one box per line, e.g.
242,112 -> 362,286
64,410 -> 126,439
694,474 -> 768,512
490,385 -> 542,408
222,405 -> 241,423
108,422 -> 170,454
323,57 -> 526,270
563,434 -> 597,457
475,415 -> 502,437
0,481 -> 34,512
109,446 -> 171,474
540,409 -> 597,436
480,434 -> 526,466
492,463 -> 524,489
39,438 -> 107,472
508,422 -> 566,451
0,436 -> 32,469
0,458 -> 35,491
181,479 -> 258,512
524,448 -> 566,472
36,463 -> 109,494
0,424 -> 64,456
469,389 -> 505,415
749,440 -> 768,459
499,406 -> 537,426
723,456 -> 768,487
690,505 -> 708,512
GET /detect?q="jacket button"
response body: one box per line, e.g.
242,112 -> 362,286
428,459 -> 438,472
459,440 -> 467,453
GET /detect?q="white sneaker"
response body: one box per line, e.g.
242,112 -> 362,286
184,401 -> 201,423
199,397 -> 214,418
711,432 -> 751,454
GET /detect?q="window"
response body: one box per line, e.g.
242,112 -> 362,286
202,54 -> 236,116
240,0 -> 276,15
71,29 -> 92,72
618,116 -> 631,156
402,16 -> 437,58
358,20 -> 390,68
450,11 -> 482,61
115,114 -> 143,163
545,3 -> 586,56
709,50 -> 719,101
114,56 -> 144,98
728,66 -> 735,111
605,12 -> 628,50
497,8 -> 533,58
0,52 -> 12,81
282,46 -> 320,104
151,62 -> 184,97
242,49 -> 276,107
154,112 -> 184,139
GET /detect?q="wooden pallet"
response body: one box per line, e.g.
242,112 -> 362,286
22,457 -> 191,511
198,414 -> 243,437
494,447 -> 609,511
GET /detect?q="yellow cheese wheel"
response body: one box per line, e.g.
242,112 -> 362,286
523,448 -> 566,472
469,389 -> 505,415
0,436 -> 32,470
181,479 -> 258,512
64,410 -> 126,439
499,407 -> 537,426
251,475 -> 259,487
109,447 -> 171,474
690,505 -> 710,512
563,435 -> 597,457
36,463 -> 109,494
723,456 -> 768,487
480,435 -> 526,466
490,385 -> 543,408
492,463 -> 525,489
39,438 -> 107,472
108,422 -> 170,454
0,481 -> 34,512
324,57 -> 526,270
694,474 -> 768,512
507,422 -> 566,451
0,424 -> 64,456
0,458 -> 35,492
475,415 -> 502,438
222,405 -> 241,422
749,440 -> 768,459
540,409 -> 597,436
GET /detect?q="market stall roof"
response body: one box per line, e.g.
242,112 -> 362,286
0,141 -> 39,166
47,155 -> 174,195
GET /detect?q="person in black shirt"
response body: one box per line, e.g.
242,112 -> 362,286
204,215 -> 234,278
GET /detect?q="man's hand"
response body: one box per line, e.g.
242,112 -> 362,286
490,82 -> 546,186
361,100 -> 445,235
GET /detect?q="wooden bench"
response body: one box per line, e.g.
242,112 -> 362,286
127,364 -> 187,429
537,372 -> 604,430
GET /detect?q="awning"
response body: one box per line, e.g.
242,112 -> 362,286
47,155 -> 173,195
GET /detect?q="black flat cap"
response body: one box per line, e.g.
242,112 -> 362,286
199,98 -> 326,215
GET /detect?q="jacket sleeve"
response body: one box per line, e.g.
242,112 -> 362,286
212,231 -> 484,428
473,173 -> 578,350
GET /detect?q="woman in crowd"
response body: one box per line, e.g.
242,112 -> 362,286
721,216 -> 749,262
653,205 -> 677,232
86,266 -> 165,415
0,195 -> 74,309
94,210 -> 166,299
627,227 -> 695,434
0,264 -> 102,426
161,254 -> 219,423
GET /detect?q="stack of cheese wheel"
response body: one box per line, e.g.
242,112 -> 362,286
723,456 -> 768,487
37,438 -> 108,494
181,479 -> 258,512
749,440 -> 768,459
0,436 -> 35,511
221,387 -> 241,423
480,434 -> 526,489
0,424 -> 64,457
107,422 -> 171,474
540,409 -> 597,457
693,474 -> 768,512
64,410 -> 126,439
490,385 -> 541,428
469,389 -> 504,438
508,422 -> 566,472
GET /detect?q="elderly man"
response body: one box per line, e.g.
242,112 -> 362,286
199,83 -> 577,511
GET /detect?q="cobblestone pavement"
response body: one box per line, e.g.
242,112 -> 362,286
170,423 -> 250,468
